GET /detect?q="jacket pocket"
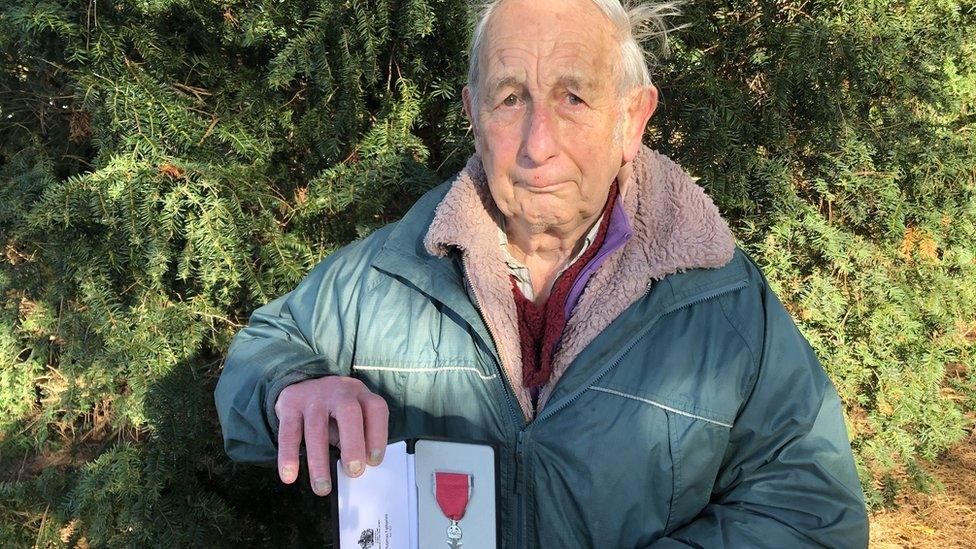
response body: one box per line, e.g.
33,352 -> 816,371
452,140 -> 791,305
528,384 -> 678,547
588,384 -> 733,535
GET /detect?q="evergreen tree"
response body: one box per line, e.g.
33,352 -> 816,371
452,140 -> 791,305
1,0 -> 973,545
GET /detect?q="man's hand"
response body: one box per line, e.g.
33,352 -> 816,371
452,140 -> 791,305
274,376 -> 389,496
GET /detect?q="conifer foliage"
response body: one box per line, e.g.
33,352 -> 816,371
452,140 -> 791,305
1,0 -> 974,545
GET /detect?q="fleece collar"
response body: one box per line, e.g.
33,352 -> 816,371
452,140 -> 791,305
422,144 -> 736,420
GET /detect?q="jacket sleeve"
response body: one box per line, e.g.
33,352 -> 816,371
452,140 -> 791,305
213,235 -> 379,465
649,274 -> 869,548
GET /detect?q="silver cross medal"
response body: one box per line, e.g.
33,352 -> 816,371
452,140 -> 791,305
434,471 -> 472,549
446,519 -> 463,549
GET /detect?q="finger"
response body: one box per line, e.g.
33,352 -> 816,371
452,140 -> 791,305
304,407 -> 332,496
359,391 -> 389,466
277,410 -> 303,484
332,398 -> 367,477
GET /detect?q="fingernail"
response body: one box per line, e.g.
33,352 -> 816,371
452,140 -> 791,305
368,449 -> 383,466
313,477 -> 331,495
281,466 -> 295,479
346,460 -> 364,476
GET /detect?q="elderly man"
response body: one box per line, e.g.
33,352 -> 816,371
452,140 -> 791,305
215,0 -> 869,546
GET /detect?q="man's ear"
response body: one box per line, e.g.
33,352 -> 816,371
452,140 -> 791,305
621,84 -> 658,163
462,85 -> 474,123
461,86 -> 481,153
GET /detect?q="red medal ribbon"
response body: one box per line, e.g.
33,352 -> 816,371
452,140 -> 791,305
434,472 -> 471,521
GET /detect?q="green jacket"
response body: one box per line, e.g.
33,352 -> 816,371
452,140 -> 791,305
215,151 -> 869,548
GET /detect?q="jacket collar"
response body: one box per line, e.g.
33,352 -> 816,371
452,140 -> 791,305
419,145 -> 737,418
423,145 -> 736,282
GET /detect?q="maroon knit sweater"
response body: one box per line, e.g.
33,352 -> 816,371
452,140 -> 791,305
510,179 -> 619,396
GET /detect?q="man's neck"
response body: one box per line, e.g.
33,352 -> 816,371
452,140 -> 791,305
500,166 -> 631,304
503,211 -> 602,304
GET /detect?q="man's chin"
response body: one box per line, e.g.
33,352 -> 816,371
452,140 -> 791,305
512,213 -> 573,235
523,221 -> 556,235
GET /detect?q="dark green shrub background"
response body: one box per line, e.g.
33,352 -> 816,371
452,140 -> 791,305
1,0 -> 974,545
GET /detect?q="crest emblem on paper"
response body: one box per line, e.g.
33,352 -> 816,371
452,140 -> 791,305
357,528 -> 377,548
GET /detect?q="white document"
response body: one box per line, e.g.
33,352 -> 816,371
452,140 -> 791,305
337,441 -> 412,549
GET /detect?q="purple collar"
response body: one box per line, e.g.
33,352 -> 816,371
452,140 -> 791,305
564,192 -> 633,318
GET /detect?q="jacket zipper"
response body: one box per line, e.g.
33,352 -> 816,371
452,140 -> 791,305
460,254 -> 533,549
515,430 -> 527,548
460,254 -> 528,428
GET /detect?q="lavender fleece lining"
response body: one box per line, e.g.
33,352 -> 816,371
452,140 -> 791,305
563,193 -> 633,319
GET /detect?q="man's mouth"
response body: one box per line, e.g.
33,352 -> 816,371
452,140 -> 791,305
517,177 -> 567,191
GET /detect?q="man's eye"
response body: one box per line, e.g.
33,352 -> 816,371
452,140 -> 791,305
502,94 -> 518,107
567,93 -> 583,105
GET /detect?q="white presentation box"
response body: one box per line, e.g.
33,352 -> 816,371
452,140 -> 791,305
331,437 -> 500,549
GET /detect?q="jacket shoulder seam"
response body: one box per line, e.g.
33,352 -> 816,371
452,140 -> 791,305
716,288 -> 760,370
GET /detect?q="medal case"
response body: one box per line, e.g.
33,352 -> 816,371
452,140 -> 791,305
331,437 -> 500,549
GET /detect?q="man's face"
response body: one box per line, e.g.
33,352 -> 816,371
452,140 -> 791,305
462,0 -> 655,233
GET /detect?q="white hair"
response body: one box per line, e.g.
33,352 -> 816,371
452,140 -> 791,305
466,0 -> 687,106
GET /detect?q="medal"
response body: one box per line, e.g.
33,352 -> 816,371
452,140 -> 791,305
433,471 -> 473,549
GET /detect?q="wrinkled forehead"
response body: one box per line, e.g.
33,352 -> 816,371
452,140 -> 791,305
478,0 -> 619,91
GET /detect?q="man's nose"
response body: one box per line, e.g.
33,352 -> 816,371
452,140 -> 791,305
519,104 -> 558,166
